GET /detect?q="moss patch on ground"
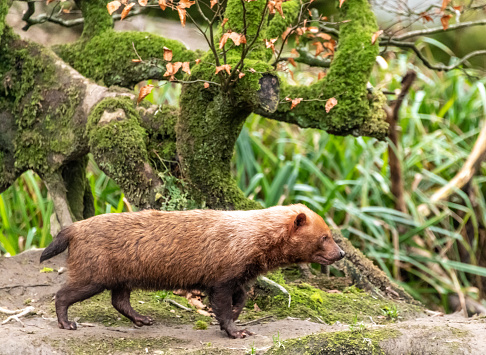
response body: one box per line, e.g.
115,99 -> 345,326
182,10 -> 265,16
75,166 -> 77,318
240,270 -> 422,325
48,335 -> 183,355
266,328 -> 400,355
59,290 -> 211,327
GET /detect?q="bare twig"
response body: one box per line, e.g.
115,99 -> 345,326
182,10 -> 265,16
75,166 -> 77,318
387,70 -> 416,214
1,306 -> 35,326
165,298 -> 192,312
392,19 -> 486,41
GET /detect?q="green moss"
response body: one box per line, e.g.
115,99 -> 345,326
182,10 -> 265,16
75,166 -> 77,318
62,290 -> 211,327
243,271 -> 421,325
79,0 -> 114,38
0,29 -> 86,176
55,31 -> 197,87
267,328 -> 400,355
50,335 -> 182,355
275,0 -> 388,140
87,97 -> 154,206
0,1 -> 11,44
139,105 -> 178,167
266,0 -> 301,39
177,82 -> 262,209
194,320 -> 209,330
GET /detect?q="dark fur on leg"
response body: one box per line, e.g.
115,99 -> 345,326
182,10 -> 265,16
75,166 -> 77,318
232,285 -> 247,321
111,287 -> 153,327
210,283 -> 254,339
55,283 -> 105,330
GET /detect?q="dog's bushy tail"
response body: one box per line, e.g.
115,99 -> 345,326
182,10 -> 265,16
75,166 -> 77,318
40,227 -> 71,262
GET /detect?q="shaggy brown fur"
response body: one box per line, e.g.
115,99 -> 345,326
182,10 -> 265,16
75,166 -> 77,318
40,204 -> 345,338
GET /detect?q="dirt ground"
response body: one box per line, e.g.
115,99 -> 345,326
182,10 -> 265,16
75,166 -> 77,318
1,249 -> 486,355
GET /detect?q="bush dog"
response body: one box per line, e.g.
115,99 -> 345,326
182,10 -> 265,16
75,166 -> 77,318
40,204 -> 345,338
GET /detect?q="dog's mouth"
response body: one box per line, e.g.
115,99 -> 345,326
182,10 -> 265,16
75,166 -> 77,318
312,255 -> 334,265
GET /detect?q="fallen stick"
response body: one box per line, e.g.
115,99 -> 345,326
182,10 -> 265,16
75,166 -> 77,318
1,306 -> 35,326
165,298 -> 192,312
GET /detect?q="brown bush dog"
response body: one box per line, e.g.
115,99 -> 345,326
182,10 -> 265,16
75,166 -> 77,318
40,204 -> 345,338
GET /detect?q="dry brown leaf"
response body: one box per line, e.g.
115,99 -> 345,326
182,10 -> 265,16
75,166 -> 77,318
281,27 -> 292,40
323,39 -> 336,53
195,59 -> 201,64
267,1 -> 276,14
178,0 -> 195,9
219,32 -> 231,49
316,33 -> 332,41
182,62 -> 191,75
159,0 -> 168,10
441,0 -> 451,11
176,6 -> 187,27
238,72 -> 245,79
215,64 -> 231,75
229,32 -> 246,46
308,26 -> 319,34
312,42 -> 324,56
290,48 -> 299,57
137,84 -> 154,104
288,57 -> 297,67
453,5 -> 462,12
188,298 -> 205,310
163,47 -> 173,61
289,69 -> 295,81
419,12 -> 433,23
221,18 -> 229,27
204,82 -> 210,88
138,0 -> 148,6
196,309 -> 212,317
172,62 -> 183,73
264,37 -> 278,54
120,3 -> 134,20
325,97 -> 337,113
253,303 -> 261,312
46,0 -> 56,4
163,62 -> 182,80
107,1 -> 121,15
339,0 -> 345,8
275,0 -> 284,18
441,14 -> 453,30
317,71 -> 326,80
371,30 -> 383,45
132,59 -> 142,63
248,68 -> 256,73
210,0 -> 218,8
286,97 -> 303,110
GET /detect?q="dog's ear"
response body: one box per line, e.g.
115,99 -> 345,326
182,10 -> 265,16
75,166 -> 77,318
292,213 -> 306,231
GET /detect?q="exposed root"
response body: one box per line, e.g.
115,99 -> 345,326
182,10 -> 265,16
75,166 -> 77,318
332,229 -> 417,304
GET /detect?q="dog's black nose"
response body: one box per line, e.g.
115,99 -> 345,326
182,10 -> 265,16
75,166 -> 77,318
339,250 -> 346,259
